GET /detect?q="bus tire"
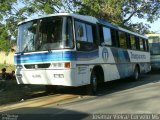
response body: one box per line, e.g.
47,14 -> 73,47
45,85 -> 57,93
132,66 -> 139,81
87,71 -> 97,95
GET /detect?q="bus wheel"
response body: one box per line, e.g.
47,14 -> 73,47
132,66 -> 139,81
87,71 -> 97,95
45,85 -> 57,93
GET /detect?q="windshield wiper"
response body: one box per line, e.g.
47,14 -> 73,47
21,39 -> 33,54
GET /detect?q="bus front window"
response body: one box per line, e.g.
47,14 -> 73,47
17,21 -> 37,53
17,17 -> 73,53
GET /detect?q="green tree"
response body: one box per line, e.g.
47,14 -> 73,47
122,0 -> 160,34
0,24 -> 12,52
76,0 -> 160,34
0,39 -> 11,52
76,0 -> 123,25
0,0 -> 160,42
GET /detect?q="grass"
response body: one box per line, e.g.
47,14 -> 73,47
0,63 -> 49,106
0,64 -> 47,105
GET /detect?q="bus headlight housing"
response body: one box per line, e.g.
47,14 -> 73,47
16,65 -> 23,69
52,63 -> 63,68
52,62 -> 70,68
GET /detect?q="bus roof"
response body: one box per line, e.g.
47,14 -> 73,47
18,13 -> 147,39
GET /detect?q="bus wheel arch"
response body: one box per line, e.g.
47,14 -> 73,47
93,65 -> 104,84
132,64 -> 140,81
87,65 -> 104,95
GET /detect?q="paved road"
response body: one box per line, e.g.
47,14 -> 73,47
1,72 -> 160,120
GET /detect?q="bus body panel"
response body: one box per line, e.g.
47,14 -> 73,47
15,46 -> 150,86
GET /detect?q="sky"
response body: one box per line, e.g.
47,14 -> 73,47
148,19 -> 160,33
16,0 -> 160,33
131,17 -> 160,33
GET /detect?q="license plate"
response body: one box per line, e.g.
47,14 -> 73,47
32,74 -> 41,78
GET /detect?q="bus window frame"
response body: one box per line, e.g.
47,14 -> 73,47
111,28 -> 119,48
74,18 -> 98,51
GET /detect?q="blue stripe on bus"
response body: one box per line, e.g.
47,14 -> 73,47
111,48 -> 132,78
76,50 -> 99,61
111,48 -> 130,63
14,50 -> 99,64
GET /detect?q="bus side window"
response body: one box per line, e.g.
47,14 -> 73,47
75,21 -> 87,42
86,24 -> 93,43
66,18 -> 73,48
111,29 -> 119,47
143,39 -> 149,51
102,27 -> 112,46
92,25 -> 98,45
142,39 -> 146,51
75,20 -> 97,51
135,37 -> 140,50
126,34 -> 131,49
99,25 -> 104,44
130,35 -> 136,50
118,31 -> 127,49
146,40 -> 149,51
139,38 -> 144,51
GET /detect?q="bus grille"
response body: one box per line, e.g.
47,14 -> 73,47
24,63 -> 51,69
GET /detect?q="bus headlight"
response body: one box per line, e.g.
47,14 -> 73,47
16,74 -> 22,78
16,65 -> 23,69
52,63 -> 63,68
52,62 -> 70,68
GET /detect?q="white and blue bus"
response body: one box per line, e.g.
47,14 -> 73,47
14,13 -> 150,94
146,34 -> 160,70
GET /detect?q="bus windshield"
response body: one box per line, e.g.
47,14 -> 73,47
16,17 -> 73,53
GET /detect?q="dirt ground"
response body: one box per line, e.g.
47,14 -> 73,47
0,80 -> 46,105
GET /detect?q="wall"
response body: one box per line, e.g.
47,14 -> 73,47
0,51 -> 15,65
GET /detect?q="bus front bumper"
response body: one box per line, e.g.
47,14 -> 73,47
15,69 -> 76,86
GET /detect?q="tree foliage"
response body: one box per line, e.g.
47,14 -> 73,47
0,0 -> 160,51
122,0 -> 160,33
76,0 -> 123,25
0,23 -> 11,52
0,25 -> 11,52
76,0 -> 160,34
